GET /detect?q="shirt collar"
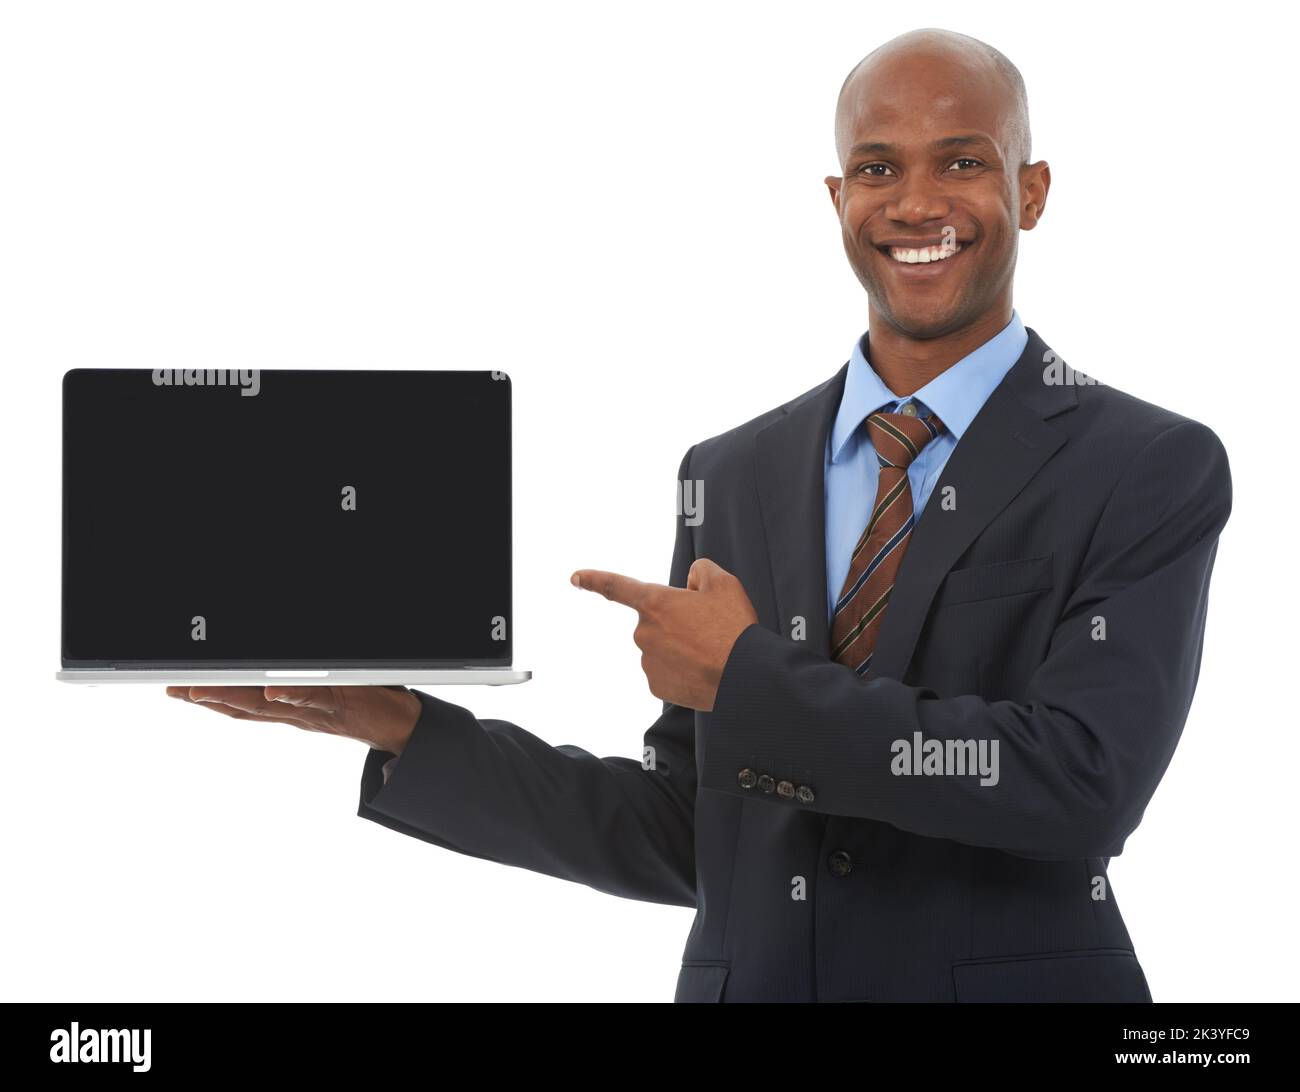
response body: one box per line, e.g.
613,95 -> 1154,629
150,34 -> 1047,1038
830,309 -> 1028,464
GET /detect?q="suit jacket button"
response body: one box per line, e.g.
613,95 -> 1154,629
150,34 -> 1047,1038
827,850 -> 853,878
776,780 -> 795,799
758,774 -> 776,793
795,784 -> 815,804
738,768 -> 758,789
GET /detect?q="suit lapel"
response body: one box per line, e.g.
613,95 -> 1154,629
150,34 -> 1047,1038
753,327 -> 1078,681
754,364 -> 848,659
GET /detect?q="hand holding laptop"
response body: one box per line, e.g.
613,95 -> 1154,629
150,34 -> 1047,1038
166,685 -> 422,755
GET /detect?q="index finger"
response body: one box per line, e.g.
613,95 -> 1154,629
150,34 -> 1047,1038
570,569 -> 659,609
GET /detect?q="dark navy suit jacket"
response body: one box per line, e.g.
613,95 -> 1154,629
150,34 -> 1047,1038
357,327 -> 1232,1002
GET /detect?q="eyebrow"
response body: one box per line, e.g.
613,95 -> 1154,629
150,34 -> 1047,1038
847,134 -> 999,158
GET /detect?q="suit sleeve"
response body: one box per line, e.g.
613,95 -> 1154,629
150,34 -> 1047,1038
701,420 -> 1232,861
356,446 -> 701,907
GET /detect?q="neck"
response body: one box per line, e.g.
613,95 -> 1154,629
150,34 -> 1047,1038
866,302 -> 1013,396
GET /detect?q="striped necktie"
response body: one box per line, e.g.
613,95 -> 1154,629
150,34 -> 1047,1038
830,407 -> 945,676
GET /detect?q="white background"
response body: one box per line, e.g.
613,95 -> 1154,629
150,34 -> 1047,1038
1,1 -> 1293,1002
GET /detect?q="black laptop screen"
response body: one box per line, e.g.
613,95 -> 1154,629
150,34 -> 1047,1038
62,369 -> 512,665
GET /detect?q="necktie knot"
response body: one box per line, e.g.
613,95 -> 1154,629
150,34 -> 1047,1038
865,409 -> 944,471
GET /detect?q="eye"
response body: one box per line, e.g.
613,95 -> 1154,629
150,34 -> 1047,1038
946,157 -> 983,171
856,162 -> 895,177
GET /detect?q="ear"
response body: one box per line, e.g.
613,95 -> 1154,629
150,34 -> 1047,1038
824,174 -> 844,216
1019,161 -> 1051,230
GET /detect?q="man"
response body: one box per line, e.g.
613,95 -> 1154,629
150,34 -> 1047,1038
170,28 -> 1232,1002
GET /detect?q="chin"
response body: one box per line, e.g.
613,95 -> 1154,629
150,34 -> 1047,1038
876,303 -> 964,341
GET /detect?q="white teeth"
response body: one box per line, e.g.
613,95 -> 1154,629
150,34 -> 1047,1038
888,243 -> 962,264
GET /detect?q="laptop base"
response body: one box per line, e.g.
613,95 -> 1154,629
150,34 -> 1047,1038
57,668 -> 531,686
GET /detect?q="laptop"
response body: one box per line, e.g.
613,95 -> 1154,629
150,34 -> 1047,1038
58,368 -> 530,686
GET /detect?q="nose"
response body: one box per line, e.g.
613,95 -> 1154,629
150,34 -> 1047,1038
885,173 -> 953,226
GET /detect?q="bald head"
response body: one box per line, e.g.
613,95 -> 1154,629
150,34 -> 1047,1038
835,29 -> 1031,170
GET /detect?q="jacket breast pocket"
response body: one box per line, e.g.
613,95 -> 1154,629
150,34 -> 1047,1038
933,553 -> 1054,609
674,960 -> 730,1003
951,948 -> 1152,1003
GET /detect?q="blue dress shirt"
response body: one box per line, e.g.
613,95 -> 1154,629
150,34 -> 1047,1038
824,310 -> 1028,622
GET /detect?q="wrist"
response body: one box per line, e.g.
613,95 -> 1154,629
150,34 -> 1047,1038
375,688 -> 422,756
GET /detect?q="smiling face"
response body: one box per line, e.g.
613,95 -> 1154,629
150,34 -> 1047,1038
826,39 -> 1048,341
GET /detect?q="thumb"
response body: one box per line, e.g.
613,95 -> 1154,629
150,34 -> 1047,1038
262,686 -> 339,712
686,557 -> 724,591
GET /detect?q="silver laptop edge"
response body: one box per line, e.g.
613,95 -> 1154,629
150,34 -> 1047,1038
58,668 -> 531,685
